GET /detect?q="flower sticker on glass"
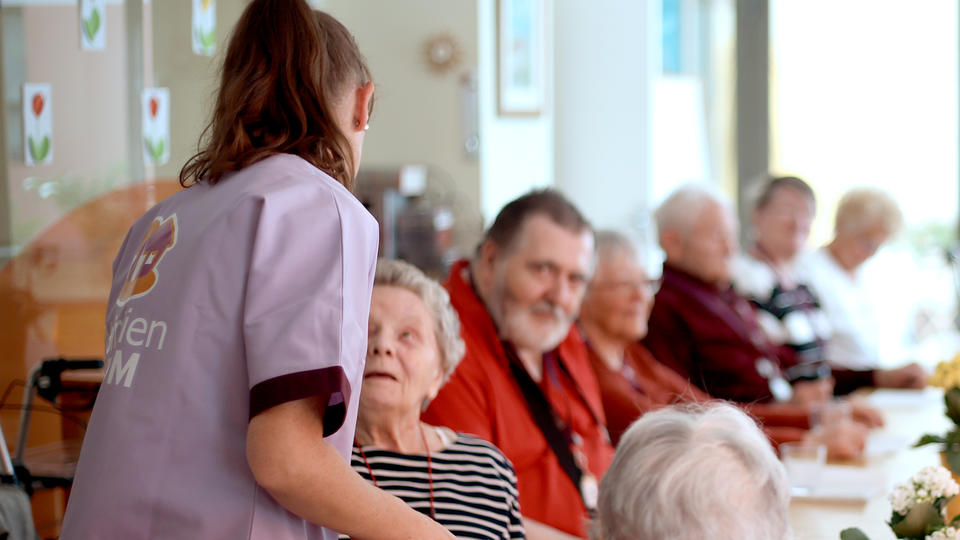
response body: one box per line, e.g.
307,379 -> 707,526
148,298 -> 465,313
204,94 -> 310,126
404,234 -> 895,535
192,0 -> 216,56
23,83 -> 53,166
80,0 -> 106,50
142,88 -> 170,167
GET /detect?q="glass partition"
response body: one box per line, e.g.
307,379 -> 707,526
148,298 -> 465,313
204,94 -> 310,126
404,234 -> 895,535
770,0 -> 960,367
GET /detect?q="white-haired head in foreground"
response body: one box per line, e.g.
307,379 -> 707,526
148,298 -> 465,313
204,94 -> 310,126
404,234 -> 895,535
593,402 -> 792,540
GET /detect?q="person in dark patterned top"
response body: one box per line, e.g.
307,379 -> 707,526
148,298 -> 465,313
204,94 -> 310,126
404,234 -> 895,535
733,175 -> 925,394
342,259 -> 524,540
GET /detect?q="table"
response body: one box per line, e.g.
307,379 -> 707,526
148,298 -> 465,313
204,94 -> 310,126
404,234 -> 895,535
789,388 -> 953,539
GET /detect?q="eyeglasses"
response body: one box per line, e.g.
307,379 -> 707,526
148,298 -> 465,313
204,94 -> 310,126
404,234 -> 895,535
591,277 -> 662,295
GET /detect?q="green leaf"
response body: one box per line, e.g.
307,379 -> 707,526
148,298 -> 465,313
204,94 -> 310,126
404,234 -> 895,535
946,448 -> 960,475
889,502 -> 944,538
915,434 -> 947,447
29,135 -> 50,162
946,388 -> 960,425
83,8 -> 101,43
840,527 -> 871,540
947,428 -> 960,447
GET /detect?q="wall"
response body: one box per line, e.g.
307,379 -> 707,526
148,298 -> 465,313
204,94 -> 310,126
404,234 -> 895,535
553,0 -> 658,240
2,3 -> 132,254
325,0 -> 483,255
151,0 -> 246,181
477,0 -> 555,227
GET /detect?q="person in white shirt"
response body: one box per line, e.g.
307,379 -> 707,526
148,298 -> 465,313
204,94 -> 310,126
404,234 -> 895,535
796,186 -> 924,386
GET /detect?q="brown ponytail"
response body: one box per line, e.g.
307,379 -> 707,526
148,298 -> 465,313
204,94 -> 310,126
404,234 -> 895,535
179,0 -> 372,190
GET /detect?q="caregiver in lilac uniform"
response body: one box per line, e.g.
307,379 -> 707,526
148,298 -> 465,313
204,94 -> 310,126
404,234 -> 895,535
61,2 -> 453,539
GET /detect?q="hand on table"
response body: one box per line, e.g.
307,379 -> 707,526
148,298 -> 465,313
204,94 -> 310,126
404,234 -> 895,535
791,378 -> 834,407
805,417 -> 868,460
873,363 -> 927,389
848,397 -> 884,428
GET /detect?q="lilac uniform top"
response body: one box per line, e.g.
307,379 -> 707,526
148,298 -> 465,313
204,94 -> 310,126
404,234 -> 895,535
61,154 -> 379,539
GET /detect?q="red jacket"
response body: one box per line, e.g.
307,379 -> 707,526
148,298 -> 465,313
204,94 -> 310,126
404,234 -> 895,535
423,260 -> 614,538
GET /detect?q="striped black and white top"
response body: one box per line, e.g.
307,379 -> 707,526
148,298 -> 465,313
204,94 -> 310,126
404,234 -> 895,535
340,431 -> 525,539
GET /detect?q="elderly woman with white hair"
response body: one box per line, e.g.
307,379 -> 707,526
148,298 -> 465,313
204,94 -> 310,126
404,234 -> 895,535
344,259 -> 525,540
592,402 -> 792,540
797,187 -> 915,372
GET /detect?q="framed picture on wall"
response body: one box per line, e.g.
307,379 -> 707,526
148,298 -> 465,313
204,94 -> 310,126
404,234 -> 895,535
497,0 -> 544,116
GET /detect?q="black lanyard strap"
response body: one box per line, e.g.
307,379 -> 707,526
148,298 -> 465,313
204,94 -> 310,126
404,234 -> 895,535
504,345 -> 585,504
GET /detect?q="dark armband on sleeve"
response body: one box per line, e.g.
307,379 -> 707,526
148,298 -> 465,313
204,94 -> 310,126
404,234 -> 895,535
249,366 -> 348,436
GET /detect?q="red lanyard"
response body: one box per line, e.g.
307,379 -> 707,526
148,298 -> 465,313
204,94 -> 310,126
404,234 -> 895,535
355,423 -> 436,520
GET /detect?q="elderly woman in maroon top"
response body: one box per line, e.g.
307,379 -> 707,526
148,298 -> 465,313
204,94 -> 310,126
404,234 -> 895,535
579,230 -> 867,458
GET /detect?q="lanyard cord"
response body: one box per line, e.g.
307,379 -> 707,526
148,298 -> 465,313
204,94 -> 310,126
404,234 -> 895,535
355,423 -> 436,520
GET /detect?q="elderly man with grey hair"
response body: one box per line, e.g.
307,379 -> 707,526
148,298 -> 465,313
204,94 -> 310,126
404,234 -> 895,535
643,185 -> 832,406
592,402 -> 792,540
423,189 -> 613,540
643,185 -> 883,459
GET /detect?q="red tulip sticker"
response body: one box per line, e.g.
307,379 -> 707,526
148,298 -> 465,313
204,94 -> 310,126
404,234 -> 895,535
143,88 -> 170,166
23,83 -> 52,165
32,93 -> 44,117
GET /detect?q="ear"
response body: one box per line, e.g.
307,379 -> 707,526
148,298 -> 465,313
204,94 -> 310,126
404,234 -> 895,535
478,239 -> 498,266
475,239 -> 500,284
350,81 -> 375,133
421,362 -> 445,412
426,366 -> 444,402
750,207 -> 762,229
659,230 -> 684,262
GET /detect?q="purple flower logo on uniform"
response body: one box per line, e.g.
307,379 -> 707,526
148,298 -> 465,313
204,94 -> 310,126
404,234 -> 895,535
116,214 -> 178,306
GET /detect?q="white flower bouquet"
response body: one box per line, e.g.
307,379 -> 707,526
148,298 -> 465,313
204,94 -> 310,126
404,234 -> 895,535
841,466 -> 960,539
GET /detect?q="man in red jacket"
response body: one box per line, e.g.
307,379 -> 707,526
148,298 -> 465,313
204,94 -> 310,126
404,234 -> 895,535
423,190 -> 614,540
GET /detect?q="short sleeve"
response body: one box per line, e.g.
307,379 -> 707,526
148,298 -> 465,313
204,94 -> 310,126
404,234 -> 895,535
243,182 -> 377,435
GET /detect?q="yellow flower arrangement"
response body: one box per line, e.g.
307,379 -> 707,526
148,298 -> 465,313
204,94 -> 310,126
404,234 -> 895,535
930,354 -> 960,389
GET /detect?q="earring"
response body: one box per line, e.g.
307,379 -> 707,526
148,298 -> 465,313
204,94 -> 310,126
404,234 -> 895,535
354,119 -> 361,128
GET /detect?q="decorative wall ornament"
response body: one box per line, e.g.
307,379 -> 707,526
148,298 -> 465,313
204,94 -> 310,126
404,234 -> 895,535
424,34 -> 462,75
497,0 -> 545,116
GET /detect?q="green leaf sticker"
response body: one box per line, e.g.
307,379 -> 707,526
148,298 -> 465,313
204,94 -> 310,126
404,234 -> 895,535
839,528 -> 870,540
29,135 -> 50,163
198,27 -> 216,51
83,8 -> 101,43
145,137 -> 166,163
152,139 -> 165,162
